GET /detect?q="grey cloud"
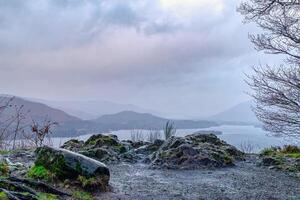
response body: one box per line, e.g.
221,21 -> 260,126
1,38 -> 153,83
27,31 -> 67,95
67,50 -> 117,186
0,0 -> 267,118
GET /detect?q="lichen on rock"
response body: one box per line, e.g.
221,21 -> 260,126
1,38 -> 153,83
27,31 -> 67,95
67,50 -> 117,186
150,133 -> 244,169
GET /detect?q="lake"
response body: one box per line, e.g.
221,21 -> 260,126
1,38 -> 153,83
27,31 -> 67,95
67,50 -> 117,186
51,125 -> 300,153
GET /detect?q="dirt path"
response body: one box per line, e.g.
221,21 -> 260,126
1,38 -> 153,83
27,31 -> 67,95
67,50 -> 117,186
98,156 -> 300,200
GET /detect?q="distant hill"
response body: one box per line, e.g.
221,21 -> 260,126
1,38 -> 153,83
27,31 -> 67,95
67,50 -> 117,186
209,100 -> 259,124
26,98 -> 160,120
94,111 -> 218,130
55,111 -> 219,137
0,96 -> 81,123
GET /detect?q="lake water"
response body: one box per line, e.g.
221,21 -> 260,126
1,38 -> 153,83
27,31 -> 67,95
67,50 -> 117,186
51,125 -> 300,153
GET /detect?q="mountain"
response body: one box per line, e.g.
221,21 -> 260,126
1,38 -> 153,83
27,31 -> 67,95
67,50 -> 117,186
26,98 -> 160,120
94,111 -> 218,129
54,111 -> 219,137
210,100 -> 259,124
0,96 -> 81,123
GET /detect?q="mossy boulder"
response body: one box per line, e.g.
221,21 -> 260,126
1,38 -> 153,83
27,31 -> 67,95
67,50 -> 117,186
61,139 -> 84,151
151,133 -> 244,169
62,134 -> 129,164
34,146 -> 110,191
135,139 -> 164,155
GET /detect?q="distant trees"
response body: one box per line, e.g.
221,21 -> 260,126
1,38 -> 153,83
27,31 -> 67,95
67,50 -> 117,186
239,0 -> 300,136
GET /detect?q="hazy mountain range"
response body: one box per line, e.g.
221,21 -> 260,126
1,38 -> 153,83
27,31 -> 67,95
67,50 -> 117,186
210,101 -> 259,124
25,98 -> 161,120
0,95 -> 259,137
0,96 -> 80,123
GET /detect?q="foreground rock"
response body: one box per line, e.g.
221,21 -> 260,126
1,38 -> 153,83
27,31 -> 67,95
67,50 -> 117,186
151,133 -> 244,169
35,146 -> 110,191
62,134 -> 164,164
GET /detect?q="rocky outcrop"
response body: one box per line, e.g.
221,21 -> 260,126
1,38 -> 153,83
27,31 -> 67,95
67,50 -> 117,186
150,133 -> 244,169
61,133 -> 244,170
61,134 -> 164,164
35,146 -> 110,191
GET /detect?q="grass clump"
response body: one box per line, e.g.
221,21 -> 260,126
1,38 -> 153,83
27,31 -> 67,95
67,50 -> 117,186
0,162 -> 9,177
260,145 -> 300,158
72,191 -> 93,200
27,165 -> 52,181
281,145 -> 300,154
260,145 -> 300,174
0,191 -> 9,200
38,193 -> 59,200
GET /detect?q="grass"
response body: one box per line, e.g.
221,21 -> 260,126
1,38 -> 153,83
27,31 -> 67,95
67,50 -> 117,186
260,145 -> 300,174
38,193 -> 59,200
260,145 -> 300,158
0,191 -> 9,200
27,165 -> 52,181
72,191 -> 93,200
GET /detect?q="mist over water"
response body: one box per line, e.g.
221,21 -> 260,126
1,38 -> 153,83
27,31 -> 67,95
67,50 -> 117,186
52,125 -> 299,153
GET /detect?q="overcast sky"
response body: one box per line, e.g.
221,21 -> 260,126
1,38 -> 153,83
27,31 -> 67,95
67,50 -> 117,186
0,0 -> 280,119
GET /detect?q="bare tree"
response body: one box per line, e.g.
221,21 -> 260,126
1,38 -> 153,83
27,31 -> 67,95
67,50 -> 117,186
11,105 -> 29,150
31,119 -> 58,147
239,0 -> 300,136
238,0 -> 300,64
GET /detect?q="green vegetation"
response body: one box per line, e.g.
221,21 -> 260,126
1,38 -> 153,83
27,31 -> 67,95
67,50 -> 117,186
27,165 -> 51,181
0,191 -> 9,200
77,175 -> 98,188
223,154 -> 234,165
0,162 -> 9,177
72,191 -> 93,200
0,150 -> 11,155
260,145 -> 300,158
260,145 -> 300,174
38,193 -> 59,200
35,148 -> 69,179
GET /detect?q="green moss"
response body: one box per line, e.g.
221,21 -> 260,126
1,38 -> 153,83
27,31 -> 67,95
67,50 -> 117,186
38,192 -> 59,200
86,135 -> 118,147
114,144 -> 126,153
27,165 -> 52,181
285,153 -> 300,159
0,150 -> 10,155
223,154 -> 234,165
72,191 -> 93,200
77,175 -> 98,188
0,191 -> 9,200
35,148 -> 70,179
0,162 -> 9,177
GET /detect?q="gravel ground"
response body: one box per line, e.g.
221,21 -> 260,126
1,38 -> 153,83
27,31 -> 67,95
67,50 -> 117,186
98,156 -> 300,200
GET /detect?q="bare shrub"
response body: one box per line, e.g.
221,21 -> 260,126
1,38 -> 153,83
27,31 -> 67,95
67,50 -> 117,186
164,121 -> 176,140
240,140 -> 259,153
148,129 -> 162,143
130,129 -> 145,142
30,118 -> 58,147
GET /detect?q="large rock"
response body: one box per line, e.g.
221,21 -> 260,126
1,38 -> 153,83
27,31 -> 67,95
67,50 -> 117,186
35,146 -> 110,191
62,134 -> 135,163
150,133 -> 244,169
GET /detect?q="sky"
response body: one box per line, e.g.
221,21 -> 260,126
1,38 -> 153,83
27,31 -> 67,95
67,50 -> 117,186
0,0 -> 280,119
